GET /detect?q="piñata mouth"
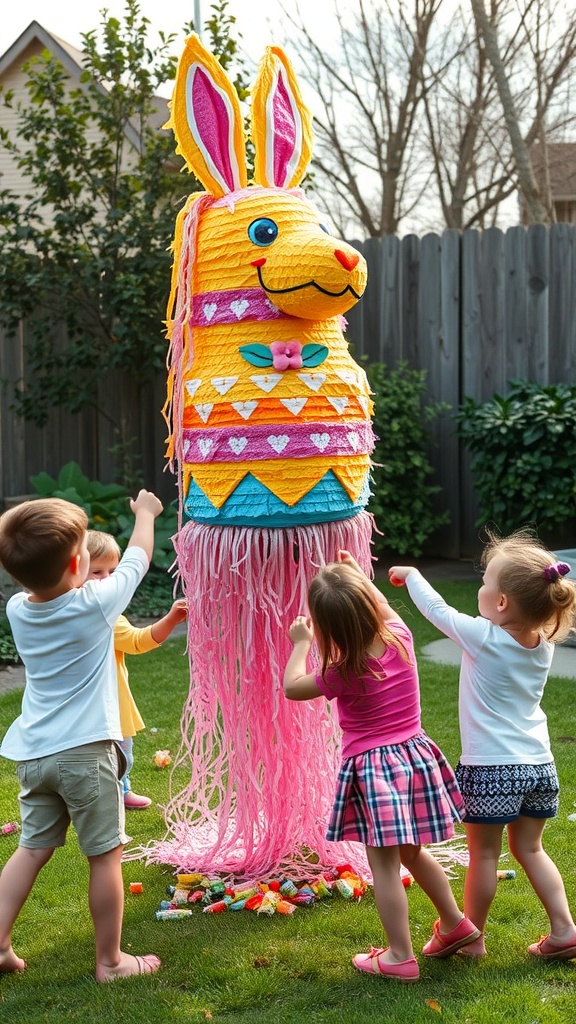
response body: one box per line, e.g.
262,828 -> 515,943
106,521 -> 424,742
254,263 -> 362,300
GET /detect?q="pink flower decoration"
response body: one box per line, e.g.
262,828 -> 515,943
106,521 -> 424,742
270,340 -> 303,371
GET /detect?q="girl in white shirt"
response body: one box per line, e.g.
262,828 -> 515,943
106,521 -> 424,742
390,529 -> 576,961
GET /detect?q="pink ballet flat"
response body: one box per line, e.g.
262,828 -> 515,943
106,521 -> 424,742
528,934 -> 576,960
423,916 -> 481,957
352,946 -> 419,982
124,790 -> 152,810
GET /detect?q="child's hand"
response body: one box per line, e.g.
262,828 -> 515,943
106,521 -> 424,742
337,549 -> 364,574
130,490 -> 163,518
289,615 -> 314,645
170,598 -> 188,622
388,566 -> 415,587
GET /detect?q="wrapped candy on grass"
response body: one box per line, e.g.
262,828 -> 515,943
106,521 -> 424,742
244,894 -> 265,911
279,878 -> 298,898
276,899 -> 297,915
1,822 -> 20,835
334,877 -> 354,899
177,872 -> 205,887
173,889 -> 190,905
290,892 -> 315,907
312,878 -> 333,898
232,885 -> 259,903
156,908 -> 194,920
188,890 -> 205,903
203,899 -> 229,913
257,891 -> 280,915
230,898 -> 248,911
153,749 -> 172,768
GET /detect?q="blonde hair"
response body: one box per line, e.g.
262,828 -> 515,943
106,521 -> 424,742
0,498 -> 87,591
308,562 -> 409,685
86,530 -> 121,562
482,527 -> 576,642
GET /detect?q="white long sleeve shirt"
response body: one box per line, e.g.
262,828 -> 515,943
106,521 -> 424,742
406,571 -> 554,766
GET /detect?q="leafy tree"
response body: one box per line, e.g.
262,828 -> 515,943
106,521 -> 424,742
0,0 -> 248,427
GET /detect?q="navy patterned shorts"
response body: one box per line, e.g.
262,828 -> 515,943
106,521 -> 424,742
455,761 -> 559,824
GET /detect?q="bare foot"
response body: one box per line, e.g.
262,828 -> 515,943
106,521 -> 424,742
95,952 -> 161,983
458,935 -> 487,958
0,946 -> 26,973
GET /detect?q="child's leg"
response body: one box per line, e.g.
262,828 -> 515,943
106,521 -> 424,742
399,844 -> 465,932
117,737 -> 133,794
507,815 -> 576,944
0,845 -> 54,972
89,845 -> 161,982
119,736 -> 151,808
365,844 -> 414,962
461,822 -> 504,956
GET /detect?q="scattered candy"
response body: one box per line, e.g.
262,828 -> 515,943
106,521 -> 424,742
1,822 -> 20,835
496,869 -> 516,881
129,881 -> 144,894
154,864 -> 369,920
153,749 -> 172,767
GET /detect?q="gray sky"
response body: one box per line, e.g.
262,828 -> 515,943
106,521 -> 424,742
0,0 -> 340,66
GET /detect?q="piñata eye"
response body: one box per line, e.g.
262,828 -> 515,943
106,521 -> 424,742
248,218 -> 279,246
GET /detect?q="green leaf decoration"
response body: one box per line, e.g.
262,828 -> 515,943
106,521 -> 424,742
301,344 -> 328,367
239,344 -> 274,367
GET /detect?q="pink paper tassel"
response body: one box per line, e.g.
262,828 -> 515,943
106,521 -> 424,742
141,513 -> 374,881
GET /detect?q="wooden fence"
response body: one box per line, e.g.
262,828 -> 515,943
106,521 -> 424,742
1,224 -> 575,556
346,223 -> 576,557
0,320 -> 176,506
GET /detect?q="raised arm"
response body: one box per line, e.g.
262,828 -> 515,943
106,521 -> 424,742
283,616 -> 324,701
127,490 -> 163,563
338,549 -> 403,624
389,565 -> 487,652
150,599 -> 188,644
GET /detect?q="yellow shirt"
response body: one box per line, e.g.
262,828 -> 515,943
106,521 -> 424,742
114,615 -> 159,737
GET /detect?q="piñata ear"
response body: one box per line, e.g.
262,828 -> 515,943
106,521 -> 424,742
166,33 -> 247,197
251,46 -> 313,189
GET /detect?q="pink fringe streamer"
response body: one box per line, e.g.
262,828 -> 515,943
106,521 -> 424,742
140,512 -> 375,881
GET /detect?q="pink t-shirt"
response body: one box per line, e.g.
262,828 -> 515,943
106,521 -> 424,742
314,620 -> 421,759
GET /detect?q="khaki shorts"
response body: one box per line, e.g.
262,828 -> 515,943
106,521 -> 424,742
16,741 -> 129,857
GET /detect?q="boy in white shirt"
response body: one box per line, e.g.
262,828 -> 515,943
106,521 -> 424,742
0,490 -> 163,982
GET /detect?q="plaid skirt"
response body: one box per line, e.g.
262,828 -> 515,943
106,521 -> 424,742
327,732 -> 464,847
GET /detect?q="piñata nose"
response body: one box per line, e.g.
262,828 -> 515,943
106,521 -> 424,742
334,249 -> 360,271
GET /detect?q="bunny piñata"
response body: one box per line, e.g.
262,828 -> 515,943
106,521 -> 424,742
156,35 -> 375,879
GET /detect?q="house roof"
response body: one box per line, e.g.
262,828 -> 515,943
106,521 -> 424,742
0,21 -> 87,80
531,143 -> 576,202
0,20 -> 171,151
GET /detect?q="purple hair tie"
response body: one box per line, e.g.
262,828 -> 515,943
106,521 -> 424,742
543,562 -> 571,583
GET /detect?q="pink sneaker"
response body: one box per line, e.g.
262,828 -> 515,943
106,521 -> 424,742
352,947 -> 419,982
124,791 -> 152,810
423,917 -> 481,957
528,934 -> 576,960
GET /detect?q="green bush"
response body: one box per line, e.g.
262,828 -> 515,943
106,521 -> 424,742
0,611 -> 18,664
364,361 -> 449,555
30,461 -> 178,570
457,379 -> 576,535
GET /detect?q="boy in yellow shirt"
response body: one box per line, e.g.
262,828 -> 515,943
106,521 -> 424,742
86,532 -> 186,809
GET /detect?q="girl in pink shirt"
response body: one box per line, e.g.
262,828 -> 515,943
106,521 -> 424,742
283,550 -> 479,982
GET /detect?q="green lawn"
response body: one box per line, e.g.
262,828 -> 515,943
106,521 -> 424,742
1,581 -> 575,1023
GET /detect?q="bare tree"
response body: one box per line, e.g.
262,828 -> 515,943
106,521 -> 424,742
470,0 -> 549,222
282,0 -> 576,234
282,0 -> 443,237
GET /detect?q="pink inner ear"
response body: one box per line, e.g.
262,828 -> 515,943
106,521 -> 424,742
191,65 -> 236,191
272,72 -> 297,186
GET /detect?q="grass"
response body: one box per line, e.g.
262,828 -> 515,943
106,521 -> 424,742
1,580 -> 576,1022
